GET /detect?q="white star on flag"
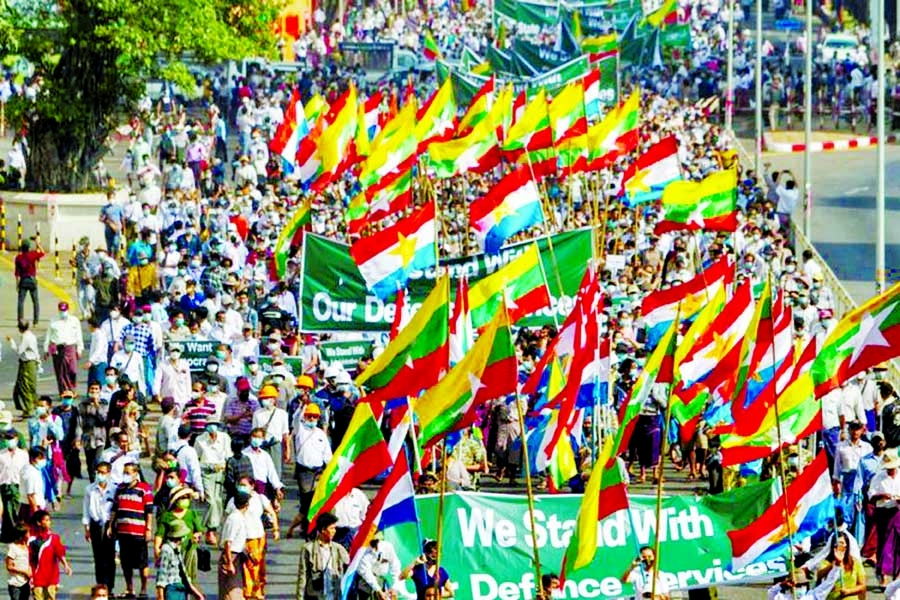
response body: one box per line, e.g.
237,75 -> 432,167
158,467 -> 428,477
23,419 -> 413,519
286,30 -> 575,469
455,146 -> 483,173
840,306 -> 894,369
467,372 -> 486,397
503,285 -> 519,311
686,201 -> 709,228
332,440 -> 358,483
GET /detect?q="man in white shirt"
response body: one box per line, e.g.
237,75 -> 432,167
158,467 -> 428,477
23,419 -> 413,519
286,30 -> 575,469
869,452 -> 900,585
333,487 -> 369,548
195,422 -> 231,544
169,426 -> 204,497
219,491 -> 249,598
99,430 -> 142,486
81,461 -> 116,592
243,428 -> 284,503
100,307 -> 131,359
44,301 -> 84,393
290,403 -> 332,537
0,430 -> 27,540
21,447 -> 48,517
157,347 -> 192,408
620,546 -> 670,600
357,533 -> 402,599
820,388 -> 843,469
252,389 -> 291,480
109,336 -> 147,397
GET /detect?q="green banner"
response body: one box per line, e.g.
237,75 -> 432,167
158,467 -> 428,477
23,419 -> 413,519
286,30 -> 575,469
256,355 -> 304,377
167,340 -> 223,372
494,0 -> 559,34
319,340 -> 375,369
300,229 -> 593,332
386,487 -> 787,600
660,23 -> 692,48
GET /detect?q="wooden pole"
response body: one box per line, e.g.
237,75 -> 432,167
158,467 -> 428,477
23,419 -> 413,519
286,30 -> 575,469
433,441 -> 450,599
514,389 -> 543,591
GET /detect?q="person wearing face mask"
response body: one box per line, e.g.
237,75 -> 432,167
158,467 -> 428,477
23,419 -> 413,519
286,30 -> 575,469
242,428 -> 284,507
235,290 -> 259,336
108,463 -> 154,599
195,421 -> 231,545
165,311 -> 192,342
110,334 -> 147,398
233,325 -> 260,365
99,305 -> 130,362
27,397 -> 64,450
356,530 -> 402,600
43,302 -> 84,395
20,447 -> 48,523
154,485 -> 204,584
120,306 -> 161,397
223,378 -> 259,448
126,250 -> 159,307
52,390 -> 82,498
200,357 -> 227,397
224,475 -> 279,599
82,461 -> 116,593
80,382 -> 109,483
289,403 -> 332,538
0,430 -> 27,542
179,279 -> 206,321
252,385 -> 291,479
158,345 -> 191,408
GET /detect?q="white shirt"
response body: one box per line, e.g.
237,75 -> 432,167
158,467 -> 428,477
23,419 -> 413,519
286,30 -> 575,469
293,425 -> 332,469
334,488 -> 369,529
110,350 -> 146,394
88,328 -> 110,366
98,447 -> 141,485
0,448 -> 28,486
833,438 -> 873,476
158,359 -> 192,407
225,492 -> 272,539
252,407 -> 289,445
887,577 -> 900,600
220,509 -> 248,554
44,314 -> 84,352
821,389 -> 842,429
10,331 -> 39,361
195,431 -> 232,467
21,464 -> 46,509
626,565 -> 669,599
170,440 -> 204,495
841,383 -> 867,425
801,527 -> 861,572
869,470 -> 900,507
82,481 -> 114,525
357,540 -> 402,593
242,447 -> 283,490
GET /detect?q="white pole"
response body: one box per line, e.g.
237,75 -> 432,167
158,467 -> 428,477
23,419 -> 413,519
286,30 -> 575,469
726,0 -> 735,134
755,0 -> 763,176
876,0 -> 886,294
803,0 -> 813,240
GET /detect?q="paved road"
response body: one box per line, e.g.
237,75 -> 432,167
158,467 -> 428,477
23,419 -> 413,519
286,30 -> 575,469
754,142 -> 900,305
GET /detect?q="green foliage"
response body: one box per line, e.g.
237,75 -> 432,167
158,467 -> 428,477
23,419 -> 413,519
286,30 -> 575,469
0,0 -> 285,191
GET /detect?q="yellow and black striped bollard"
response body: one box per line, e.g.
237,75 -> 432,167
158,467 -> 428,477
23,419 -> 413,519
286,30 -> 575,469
16,214 -> 22,249
0,202 -> 6,251
54,236 -> 60,279
71,243 -> 77,286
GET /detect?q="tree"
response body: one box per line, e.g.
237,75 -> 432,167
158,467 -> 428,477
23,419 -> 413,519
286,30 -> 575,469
0,0 -> 283,192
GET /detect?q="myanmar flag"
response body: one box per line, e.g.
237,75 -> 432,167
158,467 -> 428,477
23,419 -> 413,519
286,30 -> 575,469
811,281 -> 900,397
416,304 -> 518,450
423,30 -> 442,60
502,89 -> 552,157
355,275 -> 450,405
645,0 -> 677,27
563,317 -> 678,571
415,80 -> 456,147
467,242 -> 551,330
457,76 -> 494,135
273,197 -> 312,279
308,400 -> 392,530
582,33 -> 618,60
426,117 -> 500,178
654,169 -> 738,235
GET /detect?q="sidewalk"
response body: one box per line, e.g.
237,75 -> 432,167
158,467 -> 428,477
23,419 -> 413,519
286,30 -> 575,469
0,250 -> 78,402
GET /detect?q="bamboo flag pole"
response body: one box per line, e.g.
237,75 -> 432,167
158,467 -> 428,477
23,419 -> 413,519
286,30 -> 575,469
650,311 -> 679,600
433,441 -> 451,599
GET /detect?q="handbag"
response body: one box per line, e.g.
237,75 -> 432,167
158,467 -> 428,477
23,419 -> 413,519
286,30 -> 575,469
196,546 -> 211,573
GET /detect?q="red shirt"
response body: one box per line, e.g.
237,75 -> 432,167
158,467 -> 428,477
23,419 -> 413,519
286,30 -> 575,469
28,532 -> 65,587
14,250 -> 43,279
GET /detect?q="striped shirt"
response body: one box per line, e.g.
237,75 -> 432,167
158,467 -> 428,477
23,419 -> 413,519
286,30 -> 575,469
111,482 -> 153,538
183,400 -> 217,435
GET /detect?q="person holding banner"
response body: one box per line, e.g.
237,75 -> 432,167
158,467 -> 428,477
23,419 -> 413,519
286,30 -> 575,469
620,546 -> 670,600
400,540 -> 452,600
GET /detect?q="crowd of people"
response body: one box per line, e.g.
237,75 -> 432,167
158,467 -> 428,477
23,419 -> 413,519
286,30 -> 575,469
0,0 -> 898,597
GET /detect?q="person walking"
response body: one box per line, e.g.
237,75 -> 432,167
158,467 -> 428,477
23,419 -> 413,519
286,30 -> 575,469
27,510 -> 73,600
82,461 -> 115,594
290,402 -> 331,537
195,421 -> 230,545
296,512 -> 349,600
0,431 -> 27,543
252,385 -> 291,480
225,475 -> 279,599
219,492 -> 250,600
107,462 -> 154,598
79,382 -> 109,483
43,302 -> 84,394
8,321 -> 40,418
14,238 -> 44,325
5,525 -> 31,600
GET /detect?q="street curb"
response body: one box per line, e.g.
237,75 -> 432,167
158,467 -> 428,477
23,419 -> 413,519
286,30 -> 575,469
763,132 -> 898,153
0,252 -> 75,307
